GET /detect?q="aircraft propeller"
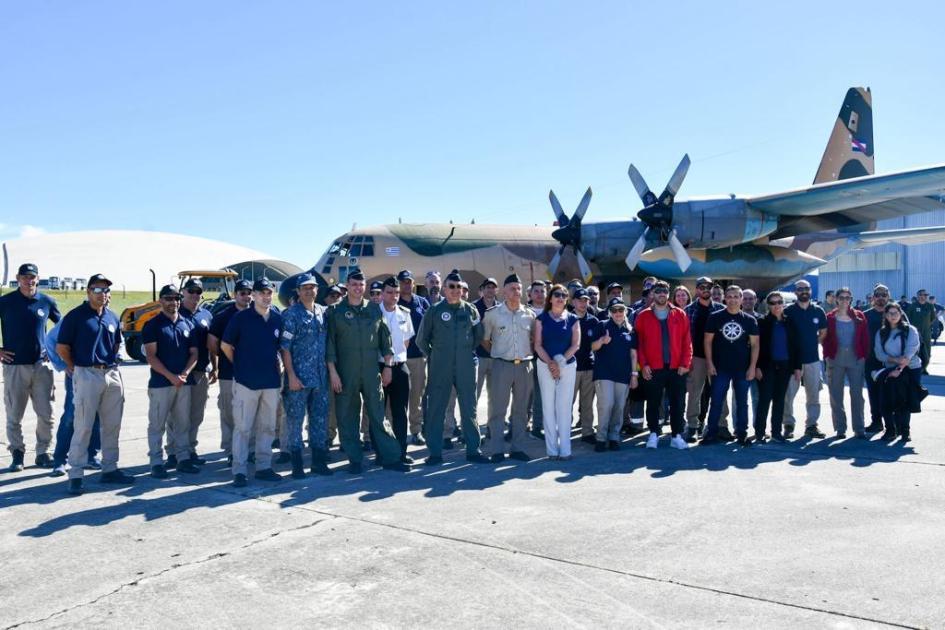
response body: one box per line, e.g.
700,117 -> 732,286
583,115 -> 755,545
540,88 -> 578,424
625,154 -> 693,272
548,187 -> 593,283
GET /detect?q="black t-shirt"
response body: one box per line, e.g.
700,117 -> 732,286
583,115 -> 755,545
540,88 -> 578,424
706,310 -> 758,374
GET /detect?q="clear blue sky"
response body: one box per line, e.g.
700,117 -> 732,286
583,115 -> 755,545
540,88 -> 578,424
2,1 -> 943,268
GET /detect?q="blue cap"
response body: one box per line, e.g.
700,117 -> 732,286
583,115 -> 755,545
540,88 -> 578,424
253,278 -> 274,291
573,288 -> 589,299
397,269 -> 414,281
17,263 -> 38,276
607,297 -> 627,310
296,273 -> 317,287
234,279 -> 253,292
159,284 -> 182,298
370,281 -> 384,292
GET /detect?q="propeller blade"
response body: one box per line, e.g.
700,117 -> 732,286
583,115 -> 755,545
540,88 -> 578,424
658,154 -> 691,207
548,190 -> 567,225
573,187 -> 592,221
624,228 -> 650,270
667,229 -> 692,272
627,164 -> 656,206
548,247 -> 564,278
575,249 -> 593,284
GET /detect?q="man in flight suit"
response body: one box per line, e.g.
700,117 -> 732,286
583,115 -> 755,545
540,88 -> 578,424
415,269 -> 489,465
326,270 -> 409,474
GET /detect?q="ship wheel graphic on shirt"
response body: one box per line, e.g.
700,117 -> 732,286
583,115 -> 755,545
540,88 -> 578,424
721,321 -> 744,341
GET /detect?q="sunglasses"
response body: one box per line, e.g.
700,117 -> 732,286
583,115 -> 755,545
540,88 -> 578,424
837,296 -> 852,301
90,287 -> 111,295
873,293 -> 889,298
652,288 -> 669,294
186,289 -> 203,295
446,283 -> 461,290
551,292 -> 568,299
237,290 -> 252,297
161,296 -> 182,302
767,300 -> 783,306
696,284 -> 711,290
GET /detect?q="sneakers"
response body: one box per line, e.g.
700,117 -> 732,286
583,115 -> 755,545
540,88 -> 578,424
530,427 -> 544,439
34,453 -> 54,468
754,434 -> 768,444
9,450 -> 24,472
489,453 -> 506,463
101,469 -> 135,484
68,478 -> 83,495
736,436 -> 752,447
669,435 -> 689,450
233,473 -> 247,488
151,465 -> 169,479
50,463 -> 67,477
275,451 -> 292,464
784,424 -> 795,439
684,428 -> 698,443
311,461 -> 333,476
645,432 -> 659,449
770,434 -> 786,443
466,452 -> 490,464
864,421 -> 884,434
189,452 -> 206,466
853,432 -> 869,440
836,433 -> 847,440
84,458 -> 103,470
717,427 -> 735,442
254,468 -> 283,482
805,426 -> 826,439
409,433 -> 426,446
165,454 -> 178,469
880,429 -> 897,442
509,451 -> 531,462
424,456 -> 443,466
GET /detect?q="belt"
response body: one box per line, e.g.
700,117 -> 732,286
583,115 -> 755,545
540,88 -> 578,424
379,361 -> 406,367
89,364 -> 118,370
495,357 -> 532,365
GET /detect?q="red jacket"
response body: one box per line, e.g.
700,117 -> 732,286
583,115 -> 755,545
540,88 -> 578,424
634,306 -> 693,370
822,309 -> 870,360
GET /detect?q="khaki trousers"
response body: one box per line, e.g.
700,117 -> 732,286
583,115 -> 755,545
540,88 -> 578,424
405,357 -> 426,435
784,361 -> 823,428
485,359 -> 532,456
231,382 -> 279,476
167,371 -> 209,456
686,357 -> 728,429
572,369 -> 596,436
4,361 -> 55,454
596,380 -> 629,442
217,379 -> 235,453
148,385 -> 192,465
68,366 -> 123,479
476,356 -> 493,401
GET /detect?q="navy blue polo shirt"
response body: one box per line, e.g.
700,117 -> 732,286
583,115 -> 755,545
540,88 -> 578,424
398,293 -> 430,360
58,302 -> 122,367
0,290 -> 61,364
209,304 -> 240,380
222,306 -> 283,390
785,302 -> 827,364
592,319 -> 637,384
142,312 -> 196,388
180,304 -> 212,371
575,311 -> 601,371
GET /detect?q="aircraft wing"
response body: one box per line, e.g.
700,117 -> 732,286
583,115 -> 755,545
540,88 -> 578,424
853,225 -> 945,248
747,164 -> 945,217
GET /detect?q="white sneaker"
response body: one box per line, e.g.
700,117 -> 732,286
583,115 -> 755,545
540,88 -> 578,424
670,435 -> 689,450
646,432 -> 659,449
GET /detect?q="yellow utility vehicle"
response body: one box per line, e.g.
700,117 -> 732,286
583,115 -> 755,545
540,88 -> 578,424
120,269 -> 238,362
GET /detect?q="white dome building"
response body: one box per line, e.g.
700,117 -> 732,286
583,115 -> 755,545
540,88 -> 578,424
2,230 -> 275,291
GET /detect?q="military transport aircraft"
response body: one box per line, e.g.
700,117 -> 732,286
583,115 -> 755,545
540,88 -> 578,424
288,87 -> 945,301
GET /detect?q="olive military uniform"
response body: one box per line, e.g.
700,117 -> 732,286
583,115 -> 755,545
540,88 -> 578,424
903,301 -> 935,371
415,299 -> 484,457
326,298 -> 401,466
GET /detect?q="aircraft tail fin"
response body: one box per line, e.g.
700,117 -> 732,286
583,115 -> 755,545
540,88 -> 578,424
813,87 -> 874,184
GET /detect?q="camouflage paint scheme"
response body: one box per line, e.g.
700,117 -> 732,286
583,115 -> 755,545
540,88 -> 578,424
293,88 -> 945,302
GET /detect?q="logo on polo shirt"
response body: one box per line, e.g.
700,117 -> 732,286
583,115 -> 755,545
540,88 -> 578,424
200,319 -> 209,327
37,308 -> 45,318
441,312 -> 451,322
183,329 -> 190,338
813,317 -> 820,325
345,310 -> 354,320
274,329 -> 280,338
108,324 -> 116,333
721,321 -> 744,341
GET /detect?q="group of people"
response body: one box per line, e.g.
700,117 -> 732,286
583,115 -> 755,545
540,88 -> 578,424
0,263 -> 933,495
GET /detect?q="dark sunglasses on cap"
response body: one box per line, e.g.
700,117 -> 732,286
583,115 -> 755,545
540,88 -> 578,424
90,287 -> 111,294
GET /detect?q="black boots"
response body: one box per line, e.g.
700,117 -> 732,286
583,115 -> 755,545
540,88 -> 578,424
291,449 -> 306,479
310,447 -> 333,476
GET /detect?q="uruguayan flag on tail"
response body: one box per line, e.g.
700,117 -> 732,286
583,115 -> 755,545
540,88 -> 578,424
385,246 -> 400,256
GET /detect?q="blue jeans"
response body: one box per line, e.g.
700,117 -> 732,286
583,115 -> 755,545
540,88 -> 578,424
53,374 -> 101,466
707,370 -> 751,438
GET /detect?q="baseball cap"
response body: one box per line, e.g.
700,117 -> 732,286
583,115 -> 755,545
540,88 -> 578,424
327,284 -> 344,295
234,279 -> 253,292
159,284 -> 182,298
397,270 -> 414,282
606,282 -> 623,292
696,276 -> 713,286
607,297 -> 627,310
296,273 -> 317,287
17,263 -> 38,276
370,281 -> 384,292
573,288 -> 590,299
480,277 -> 498,288
183,278 -> 203,292
88,273 -> 113,287
253,278 -> 274,291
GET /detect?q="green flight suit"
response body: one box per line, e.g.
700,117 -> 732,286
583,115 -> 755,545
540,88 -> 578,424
904,301 -> 935,370
416,299 -> 483,457
326,298 -> 401,465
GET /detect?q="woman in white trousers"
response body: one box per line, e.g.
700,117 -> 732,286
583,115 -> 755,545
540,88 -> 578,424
534,284 -> 581,459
